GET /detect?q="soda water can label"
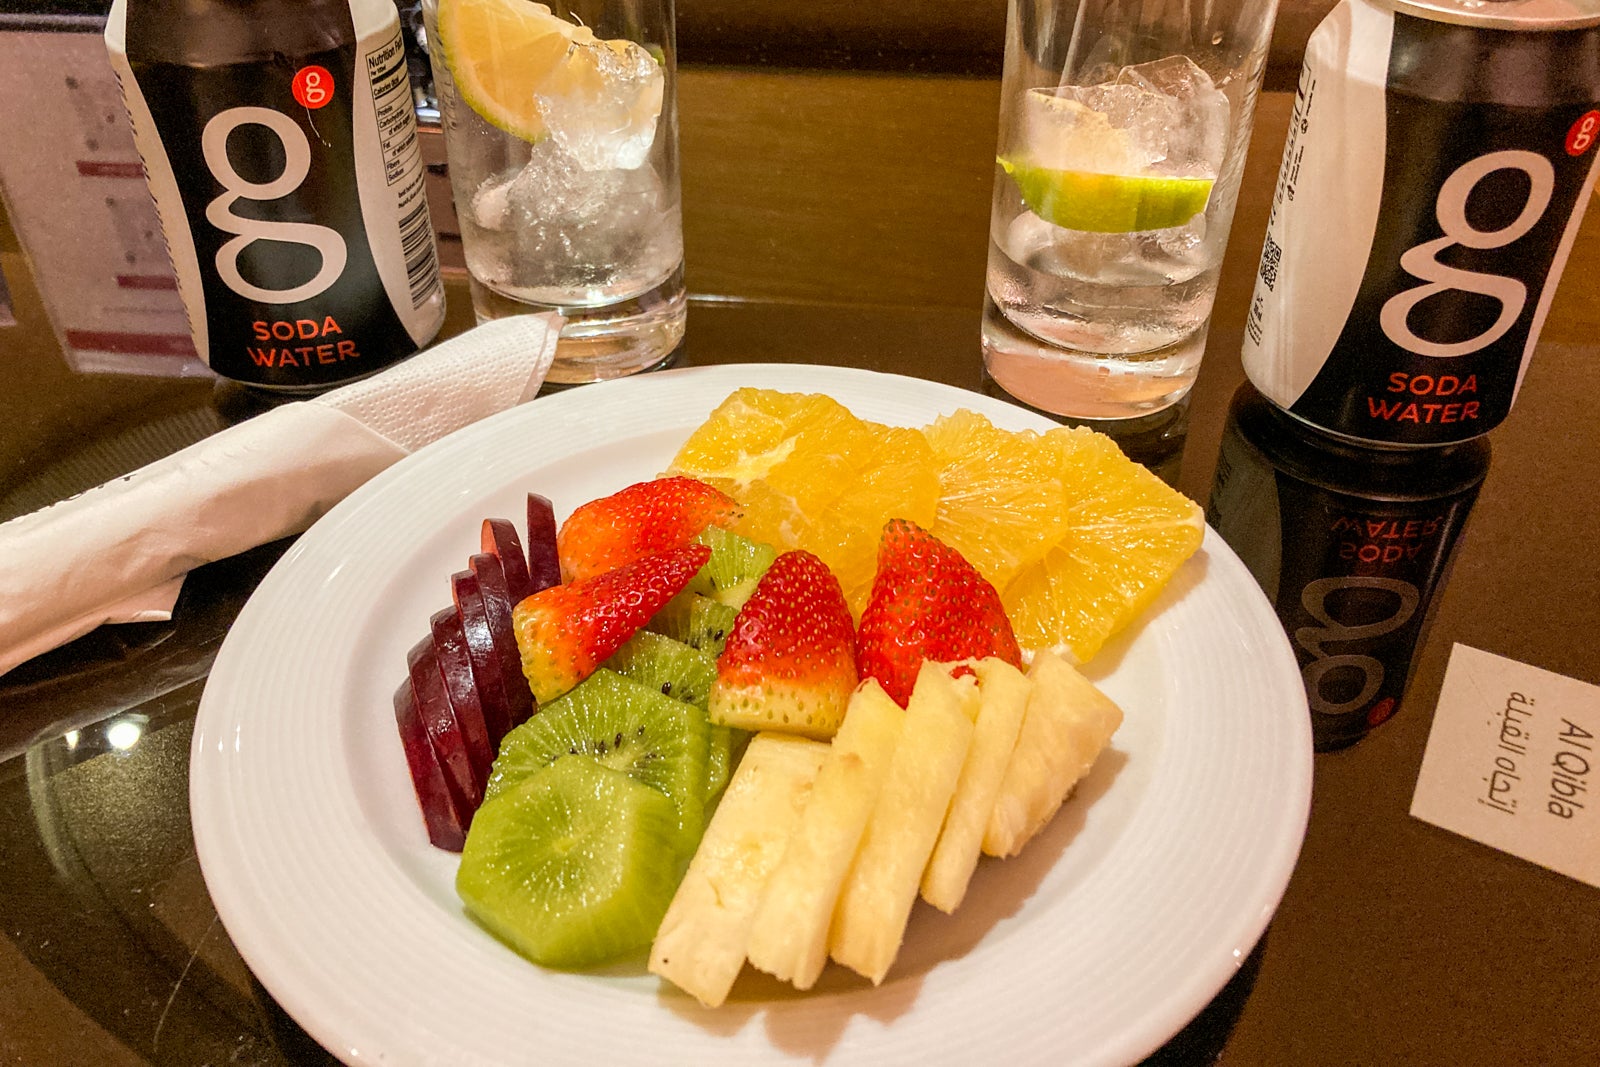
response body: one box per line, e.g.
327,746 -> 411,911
1241,0 -> 1600,444
1208,385 -> 1489,750
106,0 -> 444,388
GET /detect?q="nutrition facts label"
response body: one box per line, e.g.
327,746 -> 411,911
365,29 -> 422,188
362,25 -> 440,311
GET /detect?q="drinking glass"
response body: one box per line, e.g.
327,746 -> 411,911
423,0 -> 684,383
982,0 -> 1279,418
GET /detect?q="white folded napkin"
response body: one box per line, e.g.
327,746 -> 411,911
0,314 -> 560,678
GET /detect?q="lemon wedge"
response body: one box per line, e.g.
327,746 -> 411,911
999,157 -> 1214,234
435,0 -> 658,144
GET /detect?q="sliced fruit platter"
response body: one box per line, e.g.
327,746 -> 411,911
190,365 -> 1312,1066
394,387 -> 1196,1004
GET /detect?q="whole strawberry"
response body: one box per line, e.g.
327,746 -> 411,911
557,476 -> 742,583
857,519 -> 1022,707
709,550 -> 858,740
514,543 -> 711,704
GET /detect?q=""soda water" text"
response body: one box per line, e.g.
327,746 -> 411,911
247,316 -> 360,367
1367,372 -> 1480,425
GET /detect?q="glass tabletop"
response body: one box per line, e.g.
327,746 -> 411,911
2,50 -> 1599,1067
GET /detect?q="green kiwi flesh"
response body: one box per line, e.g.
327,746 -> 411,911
487,668 -> 707,859
647,591 -> 739,657
605,629 -> 744,802
604,630 -> 717,709
706,724 -> 747,801
456,755 -> 680,969
686,526 -> 777,609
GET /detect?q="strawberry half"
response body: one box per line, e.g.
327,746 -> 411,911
708,550 -> 858,740
557,476 -> 742,583
513,542 -> 711,704
856,519 -> 1022,707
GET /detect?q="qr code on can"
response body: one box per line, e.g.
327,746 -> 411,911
1259,233 -> 1282,291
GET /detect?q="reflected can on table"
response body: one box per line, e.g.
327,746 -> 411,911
423,0 -> 685,384
982,0 -> 1280,420
1208,383 -> 1489,750
1241,0 -> 1600,446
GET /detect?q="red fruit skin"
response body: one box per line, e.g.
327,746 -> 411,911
468,552 -> 535,728
406,637 -> 483,815
556,476 -> 741,583
716,550 -> 858,697
514,542 -> 712,704
482,518 -> 534,604
856,519 -> 1022,708
451,569 -> 514,746
429,608 -> 495,789
526,493 -> 562,594
393,679 -> 468,851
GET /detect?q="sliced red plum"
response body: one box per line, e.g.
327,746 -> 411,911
429,607 -> 495,791
482,518 -> 533,604
450,568 -> 514,746
406,636 -> 483,815
393,678 -> 468,851
468,551 -> 535,728
526,492 -> 561,594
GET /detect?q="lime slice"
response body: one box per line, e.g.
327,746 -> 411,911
999,157 -> 1214,233
435,0 -> 658,144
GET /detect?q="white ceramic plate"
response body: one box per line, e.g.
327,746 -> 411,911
192,364 -> 1312,1067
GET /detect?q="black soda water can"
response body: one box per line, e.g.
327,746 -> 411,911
1207,383 -> 1490,750
105,0 -> 445,389
1241,0 -> 1600,445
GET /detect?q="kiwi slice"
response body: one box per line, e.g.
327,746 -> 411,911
648,591 -> 739,657
487,668 -> 707,858
605,630 -> 717,709
686,526 -> 777,609
457,755 -> 680,969
604,630 -> 744,802
706,724 -> 747,800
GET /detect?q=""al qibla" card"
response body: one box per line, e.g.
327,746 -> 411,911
1411,644 -> 1599,888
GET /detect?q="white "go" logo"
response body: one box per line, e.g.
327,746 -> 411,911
201,107 -> 347,304
1380,150 -> 1554,359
